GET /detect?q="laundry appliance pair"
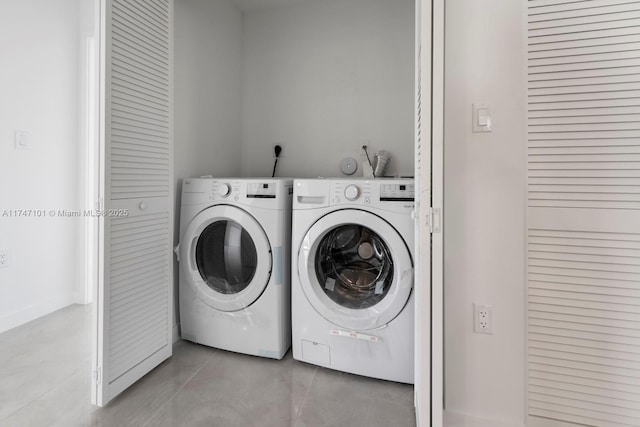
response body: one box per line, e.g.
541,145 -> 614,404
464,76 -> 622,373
177,177 -> 415,384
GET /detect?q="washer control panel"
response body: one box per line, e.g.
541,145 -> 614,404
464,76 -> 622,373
332,181 -> 372,205
182,178 -> 292,207
330,180 -> 414,206
210,181 -> 241,201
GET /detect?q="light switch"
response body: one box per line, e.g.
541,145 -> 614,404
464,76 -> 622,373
14,131 -> 29,150
478,109 -> 489,126
473,104 -> 492,133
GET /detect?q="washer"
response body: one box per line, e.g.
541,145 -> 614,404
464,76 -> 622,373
292,178 -> 415,383
177,178 -> 292,359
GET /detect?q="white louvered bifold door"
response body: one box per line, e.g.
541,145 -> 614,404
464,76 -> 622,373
414,0 -> 431,424
414,0 -> 444,426
92,0 -> 173,407
527,1 -> 640,426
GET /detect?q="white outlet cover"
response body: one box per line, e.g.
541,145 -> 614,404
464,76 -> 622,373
0,250 -> 8,268
473,303 -> 493,334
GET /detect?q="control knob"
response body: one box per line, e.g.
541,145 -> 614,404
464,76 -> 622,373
344,184 -> 360,201
218,183 -> 231,197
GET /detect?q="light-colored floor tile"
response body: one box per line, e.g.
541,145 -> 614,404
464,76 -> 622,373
295,398 -> 416,427
295,367 -> 416,427
2,369 -> 91,427
0,305 -> 417,427
0,304 -> 91,420
146,350 -> 318,427
63,341 -> 216,427
305,365 -> 414,408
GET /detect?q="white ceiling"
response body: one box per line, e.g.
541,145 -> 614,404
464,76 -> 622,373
231,0 -> 319,13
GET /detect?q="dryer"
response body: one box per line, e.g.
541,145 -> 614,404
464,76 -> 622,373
292,178 -> 415,383
178,178 -> 292,359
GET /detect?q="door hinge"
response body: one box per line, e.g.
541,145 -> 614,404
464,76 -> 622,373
426,207 -> 441,234
93,367 -> 102,385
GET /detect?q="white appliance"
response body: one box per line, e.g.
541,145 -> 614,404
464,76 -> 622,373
292,178 -> 415,383
178,178 -> 292,359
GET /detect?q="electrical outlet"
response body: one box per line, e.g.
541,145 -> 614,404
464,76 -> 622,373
0,250 -> 8,268
272,143 -> 286,158
474,303 -> 492,334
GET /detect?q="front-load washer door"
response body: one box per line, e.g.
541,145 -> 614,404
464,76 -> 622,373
298,209 -> 413,331
181,205 -> 272,312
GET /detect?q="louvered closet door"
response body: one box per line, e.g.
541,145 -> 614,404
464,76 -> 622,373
527,1 -> 640,426
92,0 -> 173,407
415,0 -> 444,426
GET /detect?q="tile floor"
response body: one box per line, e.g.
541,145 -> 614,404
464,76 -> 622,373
0,304 -> 416,427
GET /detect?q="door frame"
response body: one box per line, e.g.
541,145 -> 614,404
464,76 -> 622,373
415,0 -> 444,426
431,0 -> 444,425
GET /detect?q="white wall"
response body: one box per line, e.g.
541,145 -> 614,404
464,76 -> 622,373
174,0 -> 243,185
75,0 -> 98,305
240,0 -> 415,178
0,0 -> 82,333
174,0 -> 244,332
444,0 -> 526,426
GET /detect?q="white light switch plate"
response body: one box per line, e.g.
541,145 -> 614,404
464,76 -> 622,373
472,104 -> 492,133
15,131 -> 29,150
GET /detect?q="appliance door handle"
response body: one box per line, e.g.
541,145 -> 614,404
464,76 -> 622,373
297,196 -> 325,204
189,237 -> 198,271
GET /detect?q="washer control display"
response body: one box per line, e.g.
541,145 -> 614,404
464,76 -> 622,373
380,184 -> 415,201
247,182 -> 276,199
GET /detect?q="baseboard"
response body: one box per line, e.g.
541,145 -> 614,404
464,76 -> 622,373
172,323 -> 180,343
444,410 -> 525,427
72,291 -> 92,305
0,295 -> 75,334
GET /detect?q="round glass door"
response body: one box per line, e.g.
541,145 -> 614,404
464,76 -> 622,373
298,209 -> 413,331
196,220 -> 258,295
181,205 -> 272,312
315,225 -> 394,309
